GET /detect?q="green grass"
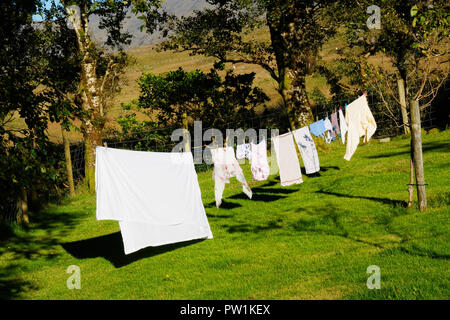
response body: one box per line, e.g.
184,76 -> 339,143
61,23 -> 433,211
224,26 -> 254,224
1,130 -> 449,300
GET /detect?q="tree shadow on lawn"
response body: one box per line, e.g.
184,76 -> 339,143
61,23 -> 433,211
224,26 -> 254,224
222,218 -> 284,234
291,204 -> 389,249
61,233 -> 206,268
315,190 -> 407,208
0,208 -> 84,299
365,141 -> 450,159
0,264 -> 39,300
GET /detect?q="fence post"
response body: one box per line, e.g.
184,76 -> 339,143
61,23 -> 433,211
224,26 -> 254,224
182,111 -> 191,152
62,127 -> 76,197
410,99 -> 427,211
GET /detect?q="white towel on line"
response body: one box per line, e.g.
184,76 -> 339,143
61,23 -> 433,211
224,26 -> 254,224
272,132 -> 303,186
292,126 -> 320,175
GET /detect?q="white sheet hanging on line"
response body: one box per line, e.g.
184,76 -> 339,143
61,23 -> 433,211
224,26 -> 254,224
292,126 -> 320,175
250,140 -> 270,181
344,94 -> 377,161
211,147 -> 252,208
272,132 -> 303,186
95,146 -> 213,255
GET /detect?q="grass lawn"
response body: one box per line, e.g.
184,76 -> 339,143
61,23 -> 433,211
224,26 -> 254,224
1,130 -> 449,300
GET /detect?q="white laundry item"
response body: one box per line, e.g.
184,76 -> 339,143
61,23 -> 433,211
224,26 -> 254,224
324,117 -> 335,143
272,132 -> 303,186
323,118 -> 333,144
236,143 -> 252,160
339,108 -> 348,144
292,126 -> 320,174
250,140 -> 270,181
95,146 -> 213,255
211,147 -> 252,207
344,94 -> 377,161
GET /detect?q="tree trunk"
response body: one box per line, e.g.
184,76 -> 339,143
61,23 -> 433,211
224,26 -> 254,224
80,91 -> 102,192
410,99 -> 427,211
66,4 -> 103,193
274,62 -> 313,130
397,78 -> 410,134
62,127 -> 75,197
16,188 -> 29,224
267,5 -> 314,130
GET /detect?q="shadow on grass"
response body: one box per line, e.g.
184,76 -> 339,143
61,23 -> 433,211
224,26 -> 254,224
302,166 -> 340,177
0,264 -> 39,300
0,207 -> 83,299
61,232 -> 206,268
315,190 -> 407,208
205,200 -> 242,209
250,187 -> 297,195
223,218 -> 284,234
291,205 -> 386,249
228,193 -> 286,202
365,141 -> 450,159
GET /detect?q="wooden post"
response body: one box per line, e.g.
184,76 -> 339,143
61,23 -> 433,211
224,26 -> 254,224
407,140 -> 414,208
397,78 -> 410,134
182,111 -> 190,152
410,99 -> 427,211
62,127 -> 76,197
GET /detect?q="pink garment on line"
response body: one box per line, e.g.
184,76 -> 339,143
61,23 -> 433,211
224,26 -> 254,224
211,147 -> 252,207
250,140 -> 270,181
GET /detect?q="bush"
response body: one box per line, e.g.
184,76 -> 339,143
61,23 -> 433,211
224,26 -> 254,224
427,128 -> 440,135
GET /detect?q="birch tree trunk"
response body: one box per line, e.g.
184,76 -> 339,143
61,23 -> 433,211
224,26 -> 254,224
66,4 -> 103,192
397,78 -> 410,134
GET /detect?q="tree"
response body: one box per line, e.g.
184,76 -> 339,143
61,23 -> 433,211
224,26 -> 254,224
137,66 -> 269,136
321,0 -> 449,211
41,0 -> 163,192
157,0 -> 338,130
0,0 -> 72,222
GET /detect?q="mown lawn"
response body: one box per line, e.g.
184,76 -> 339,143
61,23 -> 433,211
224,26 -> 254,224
1,130 -> 449,300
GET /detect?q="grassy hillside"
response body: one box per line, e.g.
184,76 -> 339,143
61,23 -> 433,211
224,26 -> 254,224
1,129 -> 449,300
8,26 -> 400,143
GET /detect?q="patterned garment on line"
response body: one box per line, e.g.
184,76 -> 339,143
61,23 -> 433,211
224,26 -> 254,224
211,147 -> 252,207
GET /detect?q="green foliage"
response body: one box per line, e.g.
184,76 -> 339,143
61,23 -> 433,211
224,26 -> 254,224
309,87 -> 329,107
427,128 -> 440,135
0,1 -> 77,222
138,66 -> 269,131
159,0 -> 341,127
